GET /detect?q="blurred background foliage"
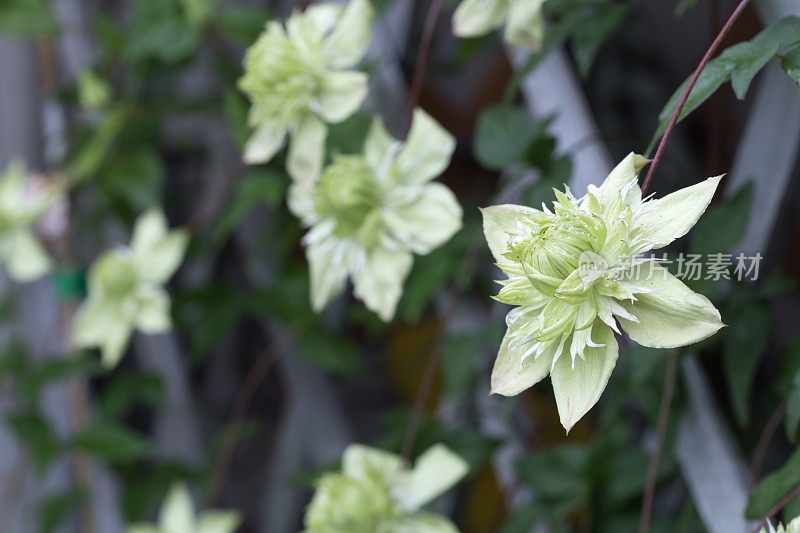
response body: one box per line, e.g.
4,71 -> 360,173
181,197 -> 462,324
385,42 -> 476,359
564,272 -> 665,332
0,0 -> 800,532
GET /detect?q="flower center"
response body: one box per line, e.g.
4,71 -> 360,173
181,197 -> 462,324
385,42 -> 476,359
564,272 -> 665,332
314,156 -> 382,236
239,30 -> 323,130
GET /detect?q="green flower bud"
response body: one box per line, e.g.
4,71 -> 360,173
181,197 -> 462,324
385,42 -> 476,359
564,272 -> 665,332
314,156 -> 381,236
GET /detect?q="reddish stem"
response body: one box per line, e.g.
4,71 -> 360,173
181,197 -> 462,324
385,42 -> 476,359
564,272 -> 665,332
406,0 -> 444,132
641,0 -> 751,194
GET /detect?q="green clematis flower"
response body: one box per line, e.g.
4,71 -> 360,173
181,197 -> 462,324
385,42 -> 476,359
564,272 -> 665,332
0,160 -> 63,283
482,153 -> 724,431
71,209 -> 188,369
288,109 -> 462,321
128,483 -> 241,533
762,517 -> 800,533
305,443 -> 468,533
239,0 -> 374,184
453,0 -> 545,50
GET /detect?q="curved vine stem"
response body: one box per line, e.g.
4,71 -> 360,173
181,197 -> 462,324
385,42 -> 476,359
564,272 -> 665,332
641,0 -> 751,194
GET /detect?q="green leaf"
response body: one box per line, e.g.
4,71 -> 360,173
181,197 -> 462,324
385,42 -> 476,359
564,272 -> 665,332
0,0 -> 59,37
296,330 -> 366,379
786,368 -> 800,443
218,6 -> 272,46
474,105 -> 538,171
726,41 -> 780,99
747,445 -> 800,519
5,411 -> 63,472
572,3 -> 629,78
782,46 -> 800,86
125,0 -> 201,64
722,303 -> 771,427
100,147 -> 164,211
100,373 -> 164,420
73,422 -> 150,463
689,181 -> 753,256
675,0 -> 699,16
214,170 -> 287,243
40,489 -> 86,533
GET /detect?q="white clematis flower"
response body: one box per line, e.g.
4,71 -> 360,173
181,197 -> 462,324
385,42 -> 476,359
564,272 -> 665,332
482,153 -> 724,431
71,209 -> 188,369
304,443 -> 468,533
0,160 -> 64,283
128,483 -> 241,533
289,109 -> 462,321
239,0 -> 374,184
453,0 -> 545,50
761,517 -> 800,533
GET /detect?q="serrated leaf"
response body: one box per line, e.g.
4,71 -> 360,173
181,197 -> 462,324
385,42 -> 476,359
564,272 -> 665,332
474,105 -> 538,171
747,445 -> 800,518
73,423 -> 150,463
782,46 -> 800,85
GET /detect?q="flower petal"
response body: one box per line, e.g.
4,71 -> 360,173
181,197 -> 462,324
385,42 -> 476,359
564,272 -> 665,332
491,319 -> 556,396
352,246 -> 413,321
159,484 -> 195,533
307,236 -> 352,312
304,3 -> 343,35
197,512 -> 242,533
287,182 -> 318,222
635,175 -> 723,249
136,287 -> 172,334
618,261 -> 724,348
384,183 -> 462,254
288,113 -> 328,185
243,123 -> 286,165
7,231 -> 51,282
480,204 -> 540,262
342,443 -> 403,485
325,0 -> 374,68
504,0 -> 545,50
452,0 -> 508,38
392,444 -> 468,512
71,295 -> 133,368
132,211 -> 189,284
589,152 -> 649,212
550,325 -> 618,432
314,71 -> 368,123
391,512 -> 460,532
364,115 -> 397,173
393,109 -> 455,186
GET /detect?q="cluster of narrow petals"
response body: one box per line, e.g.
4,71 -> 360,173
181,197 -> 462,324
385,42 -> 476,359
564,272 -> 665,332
482,153 -> 725,431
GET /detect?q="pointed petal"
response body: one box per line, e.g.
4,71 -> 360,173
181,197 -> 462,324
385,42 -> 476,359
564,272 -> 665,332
550,325 -> 618,432
352,246 -> 413,321
314,71 -> 368,123
480,204 -> 540,262
393,109 -> 455,186
392,444 -> 468,512
159,484 -> 195,533
243,124 -> 286,164
7,231 -> 51,282
135,287 -> 172,334
618,261 -> 723,348
325,0 -> 374,68
364,115 -> 397,172
452,0 -> 507,37
304,4 -> 343,35
384,183 -> 462,254
307,237 -> 351,312
491,318 -> 556,396
288,113 -> 327,185
589,152 -> 648,212
132,211 -> 188,284
635,175 -> 723,248
342,444 -> 403,485
504,0 -> 545,50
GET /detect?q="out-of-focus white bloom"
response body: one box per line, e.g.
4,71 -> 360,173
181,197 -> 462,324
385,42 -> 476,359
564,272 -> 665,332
288,109 -> 462,321
453,0 -> 545,50
72,209 -> 188,368
304,444 -> 468,533
483,153 -> 724,431
0,161 -> 64,282
128,483 -> 241,533
239,0 -> 374,184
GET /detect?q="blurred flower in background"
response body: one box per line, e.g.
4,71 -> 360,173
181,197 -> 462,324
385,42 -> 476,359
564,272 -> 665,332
128,483 -> 241,533
453,0 -> 545,50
